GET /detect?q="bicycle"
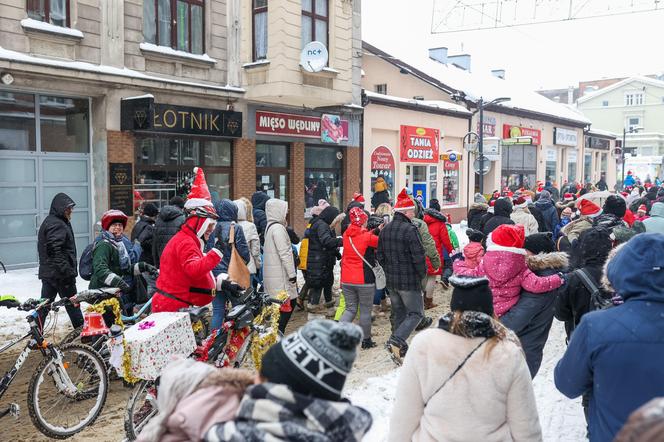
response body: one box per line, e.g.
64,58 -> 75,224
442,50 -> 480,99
0,297 -> 109,439
123,286 -> 285,440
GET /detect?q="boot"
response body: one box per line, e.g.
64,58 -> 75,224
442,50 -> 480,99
416,316 -> 433,331
386,336 -> 408,366
361,338 -> 377,349
424,296 -> 438,310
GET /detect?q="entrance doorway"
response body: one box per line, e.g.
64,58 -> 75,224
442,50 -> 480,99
406,164 -> 438,208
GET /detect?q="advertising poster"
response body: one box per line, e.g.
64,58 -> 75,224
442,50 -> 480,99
412,182 -> 427,208
400,125 -> 440,163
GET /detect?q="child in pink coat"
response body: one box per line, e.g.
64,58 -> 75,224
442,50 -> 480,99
462,229 -> 485,269
453,224 -> 564,317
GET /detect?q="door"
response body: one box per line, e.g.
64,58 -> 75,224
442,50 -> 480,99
257,172 -> 287,200
407,164 -> 437,208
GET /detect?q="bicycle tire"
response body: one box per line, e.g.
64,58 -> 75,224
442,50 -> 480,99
59,326 -> 112,371
27,343 -> 109,439
124,379 -> 158,441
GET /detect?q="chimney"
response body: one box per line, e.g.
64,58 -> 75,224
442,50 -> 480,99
491,69 -> 505,79
567,86 -> 574,104
428,47 -> 448,64
448,54 -> 471,71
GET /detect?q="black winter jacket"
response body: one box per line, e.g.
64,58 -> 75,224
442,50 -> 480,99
304,206 -> 342,288
38,193 -> 77,281
377,211 -> 426,291
528,204 -> 546,233
252,191 -> 270,244
534,199 -> 559,233
467,203 -> 488,231
131,217 -> 156,265
371,190 -> 390,209
483,198 -> 515,236
152,205 -> 185,268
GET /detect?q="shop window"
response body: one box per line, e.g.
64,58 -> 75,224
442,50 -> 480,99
501,145 -> 537,190
256,143 -> 288,168
143,0 -> 204,54
584,153 -> 592,183
256,143 -> 288,200
27,0 -> 69,27
567,149 -> 578,183
135,137 -> 232,207
39,96 -> 89,153
302,0 -> 328,49
0,92 -> 36,151
305,145 -> 342,212
253,0 -> 268,61
442,161 -> 460,206
545,148 -> 557,185
600,153 -> 608,175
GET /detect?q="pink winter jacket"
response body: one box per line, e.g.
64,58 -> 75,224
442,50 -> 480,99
463,242 -> 485,269
453,250 -> 562,316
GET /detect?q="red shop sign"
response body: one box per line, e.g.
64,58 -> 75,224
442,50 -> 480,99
371,145 -> 395,171
256,111 -> 321,138
502,124 -> 542,145
400,125 -> 439,163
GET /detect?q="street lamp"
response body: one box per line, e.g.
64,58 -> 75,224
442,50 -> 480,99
621,126 -> 643,188
477,97 -> 510,195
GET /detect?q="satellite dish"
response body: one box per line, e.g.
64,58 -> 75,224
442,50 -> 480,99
300,41 -> 329,73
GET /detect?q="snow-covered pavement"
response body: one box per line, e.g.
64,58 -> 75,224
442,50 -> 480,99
347,320 -> 586,441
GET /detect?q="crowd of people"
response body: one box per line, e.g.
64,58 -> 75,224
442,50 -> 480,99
24,165 -> 664,441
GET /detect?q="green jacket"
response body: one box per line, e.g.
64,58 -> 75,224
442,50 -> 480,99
89,240 -> 131,289
446,224 -> 459,249
412,218 -> 441,270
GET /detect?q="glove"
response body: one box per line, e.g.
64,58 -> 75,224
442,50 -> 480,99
0,295 -> 20,309
111,276 -> 131,293
450,252 -> 464,263
220,279 -> 243,296
135,262 -> 159,278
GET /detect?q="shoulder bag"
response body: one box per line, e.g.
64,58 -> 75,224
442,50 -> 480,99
348,236 -> 386,290
227,223 -> 251,289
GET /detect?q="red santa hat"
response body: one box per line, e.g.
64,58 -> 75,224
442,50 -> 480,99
638,204 -> 647,213
349,206 -> 368,227
513,196 -> 528,209
352,192 -> 365,203
185,167 -> 213,210
394,188 -> 415,212
563,193 -> 574,202
577,198 -> 602,217
487,224 -> 526,255
627,170 -> 633,175
620,191 -> 629,197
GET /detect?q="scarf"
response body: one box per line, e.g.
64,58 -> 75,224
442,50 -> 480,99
204,383 -> 372,442
101,230 -> 131,271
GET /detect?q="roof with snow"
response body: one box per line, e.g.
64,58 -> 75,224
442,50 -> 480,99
364,90 -> 471,117
363,41 -> 590,127
586,127 -> 617,138
577,76 -> 664,104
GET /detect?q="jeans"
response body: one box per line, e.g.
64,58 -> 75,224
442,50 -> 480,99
211,290 -> 228,330
373,288 -> 386,306
388,288 -> 424,342
40,278 -> 84,328
340,283 -> 375,339
308,284 -> 332,305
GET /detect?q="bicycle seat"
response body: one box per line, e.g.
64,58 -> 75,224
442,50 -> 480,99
179,306 -> 208,323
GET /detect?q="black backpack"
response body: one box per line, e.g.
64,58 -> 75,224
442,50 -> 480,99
573,268 -> 613,311
79,239 -> 108,281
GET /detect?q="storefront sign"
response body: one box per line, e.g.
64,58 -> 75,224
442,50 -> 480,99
121,97 -> 242,138
256,111 -> 321,138
502,125 -> 541,145
400,125 -> 440,163
441,152 -> 461,170
585,135 -> 610,150
109,162 -> 134,216
371,146 -> 395,170
321,114 -> 348,144
477,115 -> 497,136
554,127 -> 578,146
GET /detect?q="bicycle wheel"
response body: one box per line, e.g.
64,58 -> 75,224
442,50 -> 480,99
59,327 -> 113,374
27,343 -> 108,439
124,379 -> 158,441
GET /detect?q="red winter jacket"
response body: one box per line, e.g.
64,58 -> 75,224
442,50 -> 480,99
152,218 -> 222,313
423,212 -> 454,275
341,224 -> 379,285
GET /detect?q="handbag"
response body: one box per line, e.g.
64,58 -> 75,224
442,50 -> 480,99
348,236 -> 386,290
227,223 -> 251,289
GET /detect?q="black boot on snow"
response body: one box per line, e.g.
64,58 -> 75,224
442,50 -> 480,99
416,316 -> 433,331
361,338 -> 377,349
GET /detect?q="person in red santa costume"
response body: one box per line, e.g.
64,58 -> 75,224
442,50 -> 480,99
152,167 -> 239,313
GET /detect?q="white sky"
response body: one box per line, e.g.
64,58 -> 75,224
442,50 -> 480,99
362,0 -> 664,91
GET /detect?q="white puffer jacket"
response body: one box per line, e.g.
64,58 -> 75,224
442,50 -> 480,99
511,206 -> 540,236
262,199 -> 297,299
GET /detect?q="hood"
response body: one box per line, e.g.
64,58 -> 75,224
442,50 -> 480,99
49,192 -> 75,218
474,193 -> 487,204
319,206 -> 341,225
233,199 -> 248,221
469,202 -> 488,211
534,198 -> 554,211
158,205 -> 184,222
214,199 -> 238,222
199,367 -> 255,391
592,213 -> 624,230
526,252 -> 569,271
651,202 -> 664,218
494,198 -> 513,218
266,199 -> 288,224
606,233 -> 664,300
482,251 -> 527,283
464,242 -> 485,260
252,191 -> 270,211
578,227 -> 613,266
424,208 -> 447,223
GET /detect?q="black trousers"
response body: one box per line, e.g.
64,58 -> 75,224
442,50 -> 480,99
278,299 -> 293,334
40,278 -> 84,328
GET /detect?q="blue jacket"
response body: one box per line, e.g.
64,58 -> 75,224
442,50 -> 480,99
205,199 -> 250,276
554,233 -> 664,442
534,198 -> 559,233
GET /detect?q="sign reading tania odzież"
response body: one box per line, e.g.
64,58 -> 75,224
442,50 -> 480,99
400,125 -> 440,163
120,97 -> 242,137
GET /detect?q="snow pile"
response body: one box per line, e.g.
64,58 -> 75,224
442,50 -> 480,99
344,321 -> 585,441
20,18 -> 84,38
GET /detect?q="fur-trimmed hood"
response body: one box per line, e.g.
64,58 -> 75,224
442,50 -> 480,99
424,208 -> 447,223
199,367 -> 255,391
601,242 -> 624,293
330,212 -> 346,229
469,202 -> 488,211
526,252 -> 569,271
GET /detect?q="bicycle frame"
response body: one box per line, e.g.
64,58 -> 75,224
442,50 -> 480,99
120,297 -> 152,324
0,334 -> 32,401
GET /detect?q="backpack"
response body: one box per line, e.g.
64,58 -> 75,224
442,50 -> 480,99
297,223 -> 312,271
79,239 -> 108,281
573,268 -> 613,311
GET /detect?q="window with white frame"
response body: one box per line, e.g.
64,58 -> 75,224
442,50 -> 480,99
253,0 -> 268,61
625,92 -> 644,106
143,0 -> 204,54
626,116 -> 642,131
602,100 -> 609,107
374,84 -> 387,95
